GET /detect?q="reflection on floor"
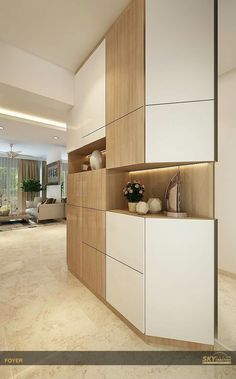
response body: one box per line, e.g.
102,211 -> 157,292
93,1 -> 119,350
0,224 -> 235,378
218,273 -> 236,350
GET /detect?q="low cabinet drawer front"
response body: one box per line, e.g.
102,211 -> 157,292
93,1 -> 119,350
106,212 -> 144,273
106,256 -> 144,332
145,218 -> 215,345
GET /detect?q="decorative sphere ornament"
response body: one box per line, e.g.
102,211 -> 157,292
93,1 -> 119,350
147,198 -> 162,213
136,201 -> 149,215
90,150 -> 103,170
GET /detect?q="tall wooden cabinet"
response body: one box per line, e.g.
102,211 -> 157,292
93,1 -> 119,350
106,0 -> 215,169
67,0 -> 216,349
67,168 -> 106,299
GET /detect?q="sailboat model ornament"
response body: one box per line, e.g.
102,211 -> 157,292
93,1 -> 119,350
164,171 -> 187,218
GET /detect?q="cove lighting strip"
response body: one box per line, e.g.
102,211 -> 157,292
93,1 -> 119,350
0,108 -> 67,129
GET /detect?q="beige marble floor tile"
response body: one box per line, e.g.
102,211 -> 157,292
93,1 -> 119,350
218,274 -> 236,350
0,224 -> 236,379
9,365 -> 236,379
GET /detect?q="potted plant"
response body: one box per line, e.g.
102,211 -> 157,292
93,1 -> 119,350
21,178 -> 43,201
123,180 -> 145,212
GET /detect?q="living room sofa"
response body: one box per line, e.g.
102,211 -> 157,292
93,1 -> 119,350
26,197 -> 65,222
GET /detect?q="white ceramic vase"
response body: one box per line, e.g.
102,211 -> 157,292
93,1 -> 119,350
90,150 -> 103,170
147,198 -> 162,213
136,201 -> 149,215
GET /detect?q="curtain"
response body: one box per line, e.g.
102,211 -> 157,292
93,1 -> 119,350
0,157 -> 19,211
41,160 -> 47,199
18,159 -> 41,212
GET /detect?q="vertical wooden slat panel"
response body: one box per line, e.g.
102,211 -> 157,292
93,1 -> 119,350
106,0 -> 145,124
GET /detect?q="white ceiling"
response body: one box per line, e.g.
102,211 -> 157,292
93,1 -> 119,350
0,0 -> 235,160
0,0 -> 129,72
0,0 -> 235,75
218,0 -> 236,75
0,116 -> 67,160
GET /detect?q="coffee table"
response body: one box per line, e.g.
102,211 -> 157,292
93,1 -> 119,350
0,213 -> 30,223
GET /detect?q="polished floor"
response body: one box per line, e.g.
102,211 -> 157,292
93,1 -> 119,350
0,224 -> 235,378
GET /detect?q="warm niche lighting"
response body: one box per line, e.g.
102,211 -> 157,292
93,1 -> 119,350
0,107 -> 67,129
129,162 -> 210,174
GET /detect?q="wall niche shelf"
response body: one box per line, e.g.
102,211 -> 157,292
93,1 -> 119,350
68,137 -> 106,174
107,162 -> 214,219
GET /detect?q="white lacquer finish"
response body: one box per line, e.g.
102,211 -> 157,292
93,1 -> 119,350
78,40 -> 106,138
82,127 -> 105,147
146,101 -> 214,163
67,40 -> 105,152
106,255 -> 144,332
146,0 -> 214,105
145,218 -> 215,345
106,212 -> 144,273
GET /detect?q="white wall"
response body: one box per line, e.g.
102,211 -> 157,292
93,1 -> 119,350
216,68 -> 236,275
0,41 -> 74,106
47,150 -> 62,165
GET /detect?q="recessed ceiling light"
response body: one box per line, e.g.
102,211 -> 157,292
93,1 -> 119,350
0,126 -> 4,130
0,107 -> 66,129
53,136 -> 59,140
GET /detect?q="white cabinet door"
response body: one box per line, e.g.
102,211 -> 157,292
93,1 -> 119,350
78,40 -> 106,138
67,40 -> 105,152
106,212 -> 144,273
106,255 -> 144,332
145,218 -> 215,345
146,0 -> 214,105
146,101 -> 214,163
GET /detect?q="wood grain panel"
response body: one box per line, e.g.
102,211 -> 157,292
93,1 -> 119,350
82,169 -> 107,210
67,205 -> 82,277
96,210 -> 106,253
67,173 -> 83,206
106,0 -> 144,124
81,243 -> 97,292
82,208 -> 95,248
107,171 -> 130,210
82,208 -> 105,253
81,243 -> 105,298
106,108 -> 145,169
82,172 -> 88,207
96,250 -> 106,299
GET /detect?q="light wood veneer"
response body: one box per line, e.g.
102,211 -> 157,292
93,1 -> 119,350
67,205 -> 82,278
106,107 -> 145,169
106,0 -> 144,124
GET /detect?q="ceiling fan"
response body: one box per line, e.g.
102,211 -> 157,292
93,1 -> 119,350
0,144 -> 22,158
